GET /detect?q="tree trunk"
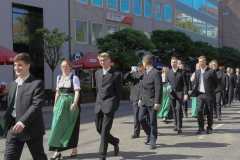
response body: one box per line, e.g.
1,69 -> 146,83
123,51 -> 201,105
52,70 -> 54,91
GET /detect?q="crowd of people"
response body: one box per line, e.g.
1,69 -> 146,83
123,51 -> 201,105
0,52 -> 239,160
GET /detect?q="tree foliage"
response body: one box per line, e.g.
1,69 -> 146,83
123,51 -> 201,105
185,41 -> 218,69
151,29 -> 193,64
35,28 -> 71,89
217,46 -> 240,68
97,28 -> 155,72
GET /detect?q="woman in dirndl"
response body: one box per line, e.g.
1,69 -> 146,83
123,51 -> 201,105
191,63 -> 200,117
47,60 -> 80,159
157,67 -> 173,123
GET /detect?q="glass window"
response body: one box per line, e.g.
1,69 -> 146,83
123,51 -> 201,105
164,4 -> 171,22
91,0 -> 103,7
120,0 -> 130,13
207,1 -> 218,19
120,26 -> 126,30
177,0 -> 192,7
144,31 -> 151,39
92,23 -> 102,44
107,0 -> 117,10
175,10 -> 182,28
144,0 -> 152,18
107,25 -> 118,34
199,19 -> 206,35
193,18 -> 201,33
133,0 -> 142,16
186,15 -> 192,31
155,2 -> 162,20
207,24 -> 218,39
76,20 -> 88,43
76,0 -> 87,4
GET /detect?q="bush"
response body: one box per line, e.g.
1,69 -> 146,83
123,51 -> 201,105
80,84 -> 92,93
123,85 -> 131,92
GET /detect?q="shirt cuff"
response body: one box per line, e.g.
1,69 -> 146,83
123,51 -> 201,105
138,100 -> 141,103
184,95 -> 188,98
17,121 -> 25,128
155,104 -> 159,105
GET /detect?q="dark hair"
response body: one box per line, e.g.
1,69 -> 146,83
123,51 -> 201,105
14,53 -> 31,64
142,55 -> 153,65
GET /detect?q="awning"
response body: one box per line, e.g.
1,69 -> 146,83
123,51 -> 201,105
0,45 -> 17,65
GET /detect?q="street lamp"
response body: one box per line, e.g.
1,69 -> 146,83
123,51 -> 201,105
222,12 -> 229,47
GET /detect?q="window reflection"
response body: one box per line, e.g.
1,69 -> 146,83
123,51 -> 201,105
92,23 -> 102,44
107,25 -> 118,34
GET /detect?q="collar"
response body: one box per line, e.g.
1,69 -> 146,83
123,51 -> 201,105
201,67 -> 207,73
103,67 -> 111,72
63,72 -> 72,80
172,68 -> 178,73
146,66 -> 153,74
15,74 -> 30,84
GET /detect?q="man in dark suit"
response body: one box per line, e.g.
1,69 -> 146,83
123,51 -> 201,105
1,53 -> 47,160
138,55 -> 162,149
211,60 -> 223,120
95,52 -> 123,160
221,66 -> 229,109
235,68 -> 240,101
226,67 -> 236,106
178,63 -> 190,118
191,56 -> 218,134
166,57 -> 188,133
124,61 -> 145,139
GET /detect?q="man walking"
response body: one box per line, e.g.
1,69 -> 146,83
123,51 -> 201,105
0,53 -> 47,160
94,52 -> 123,160
221,66 -> 229,109
138,55 -> 162,149
191,56 -> 218,134
166,57 -> 188,133
124,61 -> 145,139
235,68 -> 240,101
226,67 -> 236,107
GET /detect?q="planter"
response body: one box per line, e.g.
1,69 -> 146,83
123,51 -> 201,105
121,91 -> 130,100
80,92 -> 95,104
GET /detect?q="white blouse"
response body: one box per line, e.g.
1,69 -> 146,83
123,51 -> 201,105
162,73 -> 166,82
56,72 -> 81,90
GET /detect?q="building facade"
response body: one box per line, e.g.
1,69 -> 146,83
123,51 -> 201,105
0,0 -> 69,89
175,0 -> 218,47
69,0 -> 175,59
219,0 -> 240,51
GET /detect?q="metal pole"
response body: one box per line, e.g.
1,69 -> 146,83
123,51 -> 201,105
222,15 -> 223,47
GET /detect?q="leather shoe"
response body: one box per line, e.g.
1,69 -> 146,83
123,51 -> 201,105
99,158 -> 106,160
177,128 -> 182,133
131,133 -> 139,139
196,128 -> 204,134
144,136 -> 150,144
150,142 -> 156,149
173,126 -> 178,131
114,138 -> 120,156
206,128 -> 212,134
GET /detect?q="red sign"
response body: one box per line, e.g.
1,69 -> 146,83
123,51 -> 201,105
107,13 -> 133,24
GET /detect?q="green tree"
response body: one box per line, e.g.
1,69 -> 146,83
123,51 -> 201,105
186,41 -> 218,70
217,46 -> 240,68
151,29 -> 193,64
97,28 -> 155,72
35,28 -> 71,90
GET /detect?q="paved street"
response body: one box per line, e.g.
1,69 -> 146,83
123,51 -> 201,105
0,100 -> 240,160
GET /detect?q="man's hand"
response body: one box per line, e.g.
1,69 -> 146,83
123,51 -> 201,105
130,70 -> 137,74
225,88 -> 228,91
154,104 -> 160,110
184,96 -> 188,101
188,90 -> 192,95
12,123 -> 23,133
138,101 -> 141,107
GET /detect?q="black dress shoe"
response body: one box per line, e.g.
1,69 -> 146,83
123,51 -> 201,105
206,128 -> 212,134
150,142 -> 156,149
131,133 -> 139,139
218,117 -> 221,121
114,138 -> 120,156
99,158 -> 106,160
173,126 -> 178,131
196,128 -> 204,134
144,136 -> 150,144
50,153 -> 62,160
177,129 -> 182,133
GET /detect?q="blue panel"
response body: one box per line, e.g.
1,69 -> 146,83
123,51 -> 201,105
120,0 -> 130,12
164,5 -> 171,22
155,3 -> 162,20
92,0 -> 103,6
107,0 -> 117,9
133,0 -> 141,15
144,0 -> 151,18
77,0 -> 87,3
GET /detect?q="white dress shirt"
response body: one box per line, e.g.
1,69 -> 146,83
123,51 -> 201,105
146,67 -> 153,74
236,73 -> 239,83
103,67 -> 111,75
198,67 -> 207,93
56,72 -> 81,90
11,74 -> 30,128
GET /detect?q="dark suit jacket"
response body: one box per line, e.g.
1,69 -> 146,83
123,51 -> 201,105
7,75 -> 45,141
235,74 -> 240,88
215,68 -> 223,92
191,67 -> 218,100
228,73 -> 236,90
222,73 -> 229,90
124,72 -> 143,102
139,68 -> 162,106
166,68 -> 188,100
94,68 -> 123,114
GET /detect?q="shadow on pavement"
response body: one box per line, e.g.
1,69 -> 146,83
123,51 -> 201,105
161,142 -> 230,148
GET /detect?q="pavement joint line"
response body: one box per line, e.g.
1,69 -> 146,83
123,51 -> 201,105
213,124 -> 224,129
237,111 -> 240,113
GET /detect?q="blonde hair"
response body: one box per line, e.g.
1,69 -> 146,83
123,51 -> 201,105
162,67 -> 169,74
198,56 -> 206,61
142,55 -> 153,65
98,52 -> 110,59
211,60 -> 218,64
60,59 -> 73,68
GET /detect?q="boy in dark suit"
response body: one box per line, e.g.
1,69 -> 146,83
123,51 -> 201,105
124,61 -> 145,139
138,55 -> 162,149
1,53 -> 47,160
94,52 -> 123,160
166,57 -> 188,133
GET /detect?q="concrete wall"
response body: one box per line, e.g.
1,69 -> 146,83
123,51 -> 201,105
0,0 -> 69,89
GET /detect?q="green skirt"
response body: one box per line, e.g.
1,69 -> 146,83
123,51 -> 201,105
157,86 -> 171,118
47,92 -> 79,148
191,97 -> 197,117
